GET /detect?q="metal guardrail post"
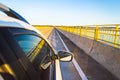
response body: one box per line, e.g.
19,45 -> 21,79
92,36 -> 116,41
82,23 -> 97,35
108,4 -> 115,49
114,25 -> 119,46
70,27 -> 71,33
77,26 -> 79,35
80,27 -> 82,36
86,26 -> 88,36
76,26 -> 78,35
66,27 -> 67,31
94,25 -> 99,40
70,27 -> 72,32
74,27 -> 76,34
73,26 -> 75,34
71,27 -> 73,33
67,27 -> 69,32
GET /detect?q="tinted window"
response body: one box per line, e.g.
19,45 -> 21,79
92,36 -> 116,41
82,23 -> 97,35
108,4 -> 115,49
15,35 -> 41,55
15,34 -> 53,63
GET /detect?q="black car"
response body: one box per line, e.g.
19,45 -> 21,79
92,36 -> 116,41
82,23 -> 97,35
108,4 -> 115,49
0,3 -> 73,80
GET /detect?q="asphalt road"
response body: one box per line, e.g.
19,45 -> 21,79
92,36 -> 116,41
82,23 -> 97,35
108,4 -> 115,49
48,29 -> 82,80
57,29 -> 119,80
48,29 -> 118,80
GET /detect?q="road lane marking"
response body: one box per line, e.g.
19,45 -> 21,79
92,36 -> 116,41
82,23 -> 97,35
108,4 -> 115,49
55,60 -> 62,80
56,30 -> 88,80
51,31 -> 62,80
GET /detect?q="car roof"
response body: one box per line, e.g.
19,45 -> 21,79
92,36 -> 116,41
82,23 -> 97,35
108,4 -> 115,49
0,15 -> 43,35
0,15 -> 33,29
0,15 -> 54,49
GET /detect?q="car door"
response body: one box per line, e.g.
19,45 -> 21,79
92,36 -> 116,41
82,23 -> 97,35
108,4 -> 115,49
0,27 -> 54,80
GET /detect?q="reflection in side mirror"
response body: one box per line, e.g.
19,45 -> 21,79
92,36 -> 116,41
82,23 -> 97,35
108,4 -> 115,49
40,56 -> 52,70
58,51 -> 73,62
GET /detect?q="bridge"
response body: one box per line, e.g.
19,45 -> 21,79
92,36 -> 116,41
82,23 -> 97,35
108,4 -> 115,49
34,24 -> 120,80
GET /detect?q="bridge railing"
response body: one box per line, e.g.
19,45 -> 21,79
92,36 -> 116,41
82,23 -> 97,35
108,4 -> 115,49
57,24 -> 120,47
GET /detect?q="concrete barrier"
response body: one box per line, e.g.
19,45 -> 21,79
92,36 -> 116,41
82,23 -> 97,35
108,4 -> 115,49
90,41 -> 120,80
57,29 -> 120,80
58,30 -> 94,54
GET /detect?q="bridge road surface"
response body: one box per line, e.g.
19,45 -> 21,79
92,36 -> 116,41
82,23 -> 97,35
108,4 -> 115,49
57,29 -> 119,80
48,29 -> 82,80
48,29 -> 119,80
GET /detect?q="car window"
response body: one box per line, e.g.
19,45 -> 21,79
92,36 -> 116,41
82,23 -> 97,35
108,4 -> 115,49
15,35 -> 42,56
14,34 -> 53,63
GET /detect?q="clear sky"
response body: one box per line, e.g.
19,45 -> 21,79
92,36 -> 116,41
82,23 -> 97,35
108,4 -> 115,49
0,0 -> 120,26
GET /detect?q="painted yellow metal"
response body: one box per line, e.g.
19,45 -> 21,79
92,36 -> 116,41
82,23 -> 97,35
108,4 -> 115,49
114,25 -> 119,46
57,24 -> 120,47
85,26 -> 88,37
37,25 -> 120,47
79,27 -> 82,36
94,25 -> 99,40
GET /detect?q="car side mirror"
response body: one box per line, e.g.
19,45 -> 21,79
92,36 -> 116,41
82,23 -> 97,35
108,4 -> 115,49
40,51 -> 73,70
57,51 -> 73,62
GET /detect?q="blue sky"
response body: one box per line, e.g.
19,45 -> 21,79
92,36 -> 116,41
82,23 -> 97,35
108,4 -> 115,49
0,0 -> 120,26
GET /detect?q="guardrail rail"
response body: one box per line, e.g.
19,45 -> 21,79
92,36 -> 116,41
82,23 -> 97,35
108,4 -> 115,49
56,24 -> 120,48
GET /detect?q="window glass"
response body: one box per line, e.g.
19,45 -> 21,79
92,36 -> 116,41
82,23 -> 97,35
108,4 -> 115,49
15,35 -> 41,55
15,34 -> 53,63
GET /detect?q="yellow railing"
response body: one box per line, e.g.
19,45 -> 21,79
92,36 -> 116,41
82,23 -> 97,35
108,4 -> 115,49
57,24 -> 120,47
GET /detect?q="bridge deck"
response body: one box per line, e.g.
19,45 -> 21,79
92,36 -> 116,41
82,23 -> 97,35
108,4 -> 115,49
49,29 -> 81,80
48,29 -> 118,80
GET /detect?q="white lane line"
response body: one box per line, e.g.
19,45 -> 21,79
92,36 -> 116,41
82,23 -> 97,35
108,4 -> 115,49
55,60 -> 62,80
56,30 -> 88,80
51,31 -> 62,80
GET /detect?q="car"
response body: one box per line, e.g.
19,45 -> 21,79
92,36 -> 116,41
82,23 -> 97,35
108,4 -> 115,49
0,3 -> 73,80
